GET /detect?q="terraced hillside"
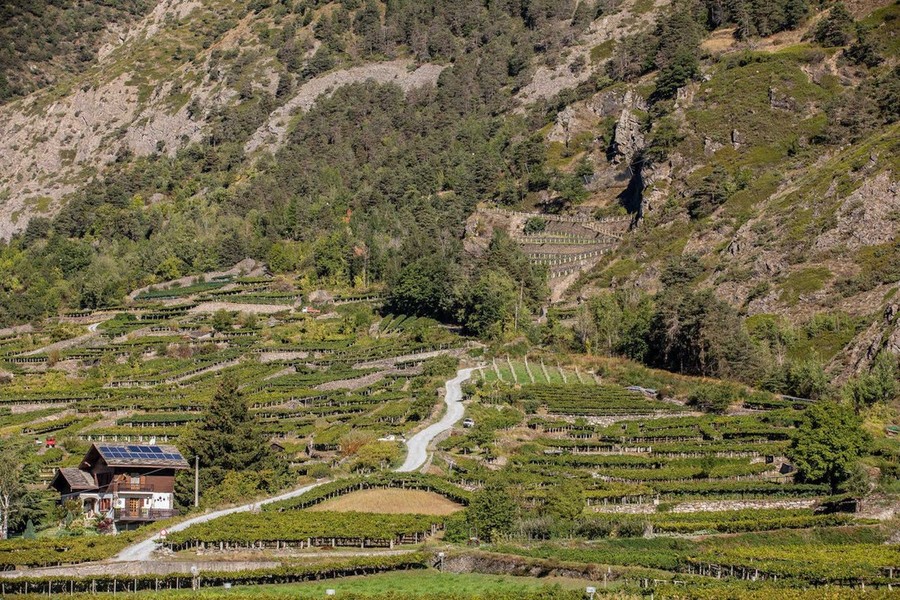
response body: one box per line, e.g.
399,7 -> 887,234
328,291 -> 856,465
0,325 -> 897,598
436,376 -> 835,510
466,208 -> 632,301
0,275 -> 465,497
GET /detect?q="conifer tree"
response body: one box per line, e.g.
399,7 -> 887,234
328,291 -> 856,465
186,375 -> 273,473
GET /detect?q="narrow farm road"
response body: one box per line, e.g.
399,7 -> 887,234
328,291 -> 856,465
112,367 -> 476,562
23,317 -> 109,356
397,367 -> 475,472
112,481 -> 324,561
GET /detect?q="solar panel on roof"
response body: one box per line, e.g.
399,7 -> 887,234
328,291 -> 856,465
92,443 -> 184,464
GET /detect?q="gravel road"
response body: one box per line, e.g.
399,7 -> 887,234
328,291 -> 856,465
396,367 -> 475,472
112,367 -> 476,562
113,482 -> 323,561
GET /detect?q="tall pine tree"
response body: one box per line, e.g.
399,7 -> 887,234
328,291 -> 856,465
177,376 -> 286,505
186,375 -> 272,472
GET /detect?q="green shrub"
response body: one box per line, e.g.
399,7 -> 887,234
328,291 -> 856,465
523,217 -> 547,234
687,383 -> 741,413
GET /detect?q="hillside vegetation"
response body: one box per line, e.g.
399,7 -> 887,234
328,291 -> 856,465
0,2 -> 897,595
0,0 -> 895,418
0,0 -> 154,102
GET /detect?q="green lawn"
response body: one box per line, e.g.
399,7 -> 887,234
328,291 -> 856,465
494,362 -> 514,383
480,360 -> 590,386
531,363 -> 550,384
154,571 -> 592,598
511,361 -> 532,384
545,364 -> 565,385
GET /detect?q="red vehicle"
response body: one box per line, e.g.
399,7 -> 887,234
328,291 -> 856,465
45,437 -> 56,448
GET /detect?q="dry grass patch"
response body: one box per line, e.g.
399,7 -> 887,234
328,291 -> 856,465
307,489 -> 464,515
701,28 -> 738,54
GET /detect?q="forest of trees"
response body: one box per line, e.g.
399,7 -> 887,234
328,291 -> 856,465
0,0 -> 153,101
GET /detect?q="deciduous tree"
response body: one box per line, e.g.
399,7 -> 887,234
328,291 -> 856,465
0,446 -> 25,540
468,481 -> 517,541
789,402 -> 869,492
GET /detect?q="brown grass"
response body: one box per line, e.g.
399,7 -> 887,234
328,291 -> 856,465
701,28 -> 738,54
307,489 -> 464,515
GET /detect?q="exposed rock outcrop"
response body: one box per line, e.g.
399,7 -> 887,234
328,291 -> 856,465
814,171 -> 900,251
611,92 -> 645,166
831,302 -> 900,378
515,0 -> 671,106
244,60 -> 445,155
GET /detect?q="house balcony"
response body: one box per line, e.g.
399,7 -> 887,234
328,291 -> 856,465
114,508 -> 179,522
111,482 -> 156,493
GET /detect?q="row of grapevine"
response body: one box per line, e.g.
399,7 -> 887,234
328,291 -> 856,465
0,553 -> 429,595
165,511 -> 445,549
266,473 -> 473,510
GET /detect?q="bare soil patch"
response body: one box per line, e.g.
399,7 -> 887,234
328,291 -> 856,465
188,302 -> 291,315
307,489 -> 463,515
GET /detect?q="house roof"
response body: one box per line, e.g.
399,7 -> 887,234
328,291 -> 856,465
52,468 -> 96,491
83,443 -> 190,469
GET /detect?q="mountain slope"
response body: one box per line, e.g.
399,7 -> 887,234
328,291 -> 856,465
0,0 -> 897,380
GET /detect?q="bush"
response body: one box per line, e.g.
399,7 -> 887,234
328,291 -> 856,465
523,217 -> 547,234
687,383 -> 740,413
575,518 -> 614,539
616,518 -> 647,538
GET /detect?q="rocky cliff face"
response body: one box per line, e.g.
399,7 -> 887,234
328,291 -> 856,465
0,0 -> 450,240
0,0 -> 681,241
0,0 -> 226,238
610,92 -> 645,167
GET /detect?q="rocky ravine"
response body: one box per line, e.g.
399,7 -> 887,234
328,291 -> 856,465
0,0 -> 446,241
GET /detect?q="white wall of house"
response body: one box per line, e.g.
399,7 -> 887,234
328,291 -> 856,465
151,493 -> 173,509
